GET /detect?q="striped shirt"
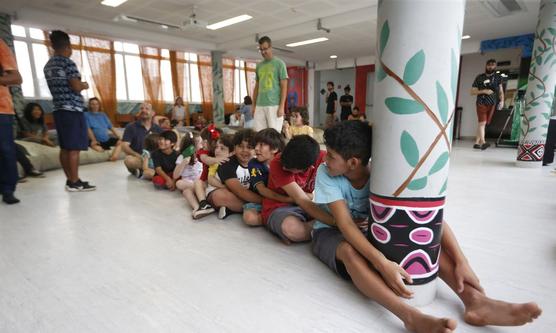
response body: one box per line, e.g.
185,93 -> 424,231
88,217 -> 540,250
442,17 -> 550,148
472,73 -> 502,106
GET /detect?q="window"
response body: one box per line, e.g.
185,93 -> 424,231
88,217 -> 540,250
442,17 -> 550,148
124,54 -> 144,101
13,41 -> 34,97
31,43 -> 51,98
114,54 -> 127,100
233,59 -> 248,104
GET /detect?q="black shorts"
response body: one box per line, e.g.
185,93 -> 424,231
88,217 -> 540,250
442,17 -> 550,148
99,137 -> 119,150
53,110 -> 88,151
311,228 -> 350,280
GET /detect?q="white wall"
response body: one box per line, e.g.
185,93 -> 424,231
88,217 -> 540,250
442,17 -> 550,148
456,48 -> 522,137
314,68 -> 356,126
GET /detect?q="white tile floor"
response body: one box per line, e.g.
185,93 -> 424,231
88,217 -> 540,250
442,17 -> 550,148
1,141 -> 555,332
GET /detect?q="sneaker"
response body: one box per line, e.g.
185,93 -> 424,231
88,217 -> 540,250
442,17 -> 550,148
481,142 -> 491,150
218,206 -> 233,220
77,180 -> 96,191
198,200 -> 211,210
473,144 -> 481,149
28,169 -> 45,178
192,206 -> 215,220
133,168 -> 143,179
65,180 -> 83,192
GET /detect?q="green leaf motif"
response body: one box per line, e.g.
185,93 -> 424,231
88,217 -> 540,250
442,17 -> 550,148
408,176 -> 427,191
451,49 -> 458,99
549,27 -> 556,35
403,50 -> 425,86
385,97 -> 424,115
400,131 -> 420,167
436,81 -> 449,124
536,84 -> 543,90
439,179 -> 448,195
380,21 -> 390,55
528,116 -> 537,122
536,56 -> 542,66
376,63 -> 387,82
529,127 -> 537,133
428,152 -> 450,176
543,74 -> 549,81
542,113 -> 550,120
542,124 -> 549,128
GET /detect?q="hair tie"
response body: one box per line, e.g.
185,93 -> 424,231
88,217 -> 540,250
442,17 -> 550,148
208,124 -> 220,140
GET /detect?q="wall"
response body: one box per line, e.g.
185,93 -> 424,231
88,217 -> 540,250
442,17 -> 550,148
314,68 -> 356,126
456,48 -> 522,137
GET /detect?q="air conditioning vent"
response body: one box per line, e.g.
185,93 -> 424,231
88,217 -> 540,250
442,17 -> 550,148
480,0 -> 527,17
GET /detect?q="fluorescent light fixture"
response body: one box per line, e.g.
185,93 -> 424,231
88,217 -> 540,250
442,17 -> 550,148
101,0 -> 128,7
114,14 -> 137,23
330,55 -> 337,59
160,24 -> 169,29
206,14 -> 252,30
462,35 -> 471,39
286,37 -> 328,48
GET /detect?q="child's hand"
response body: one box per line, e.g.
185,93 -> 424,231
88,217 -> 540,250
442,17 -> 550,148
377,259 -> 414,298
217,156 -> 229,165
454,259 -> 484,294
166,179 -> 176,191
353,218 -> 368,232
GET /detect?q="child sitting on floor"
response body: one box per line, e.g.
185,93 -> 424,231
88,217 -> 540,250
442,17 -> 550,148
312,121 -> 541,333
208,129 -> 261,220
190,125 -> 228,219
243,128 -> 291,226
174,132 -> 203,209
136,133 -> 160,180
282,106 -> 313,140
151,130 -> 179,190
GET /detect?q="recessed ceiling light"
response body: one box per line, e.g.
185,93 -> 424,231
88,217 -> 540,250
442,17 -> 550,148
462,35 -> 471,40
206,14 -> 252,30
286,37 -> 328,48
101,0 -> 128,7
330,55 -> 337,59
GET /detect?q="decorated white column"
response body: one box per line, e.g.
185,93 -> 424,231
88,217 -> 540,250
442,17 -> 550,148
369,0 -> 465,306
517,0 -> 556,166
211,50 -> 225,125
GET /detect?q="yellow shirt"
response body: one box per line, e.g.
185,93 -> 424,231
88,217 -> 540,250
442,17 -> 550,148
208,163 -> 219,177
290,125 -> 313,137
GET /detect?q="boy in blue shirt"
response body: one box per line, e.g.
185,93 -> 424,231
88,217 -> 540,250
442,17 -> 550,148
313,121 -> 541,333
243,128 -> 291,226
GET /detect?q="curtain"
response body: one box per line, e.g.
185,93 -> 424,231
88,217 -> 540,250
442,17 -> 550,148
139,46 -> 165,115
197,54 -> 213,121
244,61 -> 257,98
170,51 -> 190,125
223,58 -> 235,114
83,37 -> 117,122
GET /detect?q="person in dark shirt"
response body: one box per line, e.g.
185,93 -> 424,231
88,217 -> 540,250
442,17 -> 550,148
151,130 -> 179,190
325,81 -> 337,128
470,59 -> 504,150
339,85 -> 354,121
122,103 -> 163,175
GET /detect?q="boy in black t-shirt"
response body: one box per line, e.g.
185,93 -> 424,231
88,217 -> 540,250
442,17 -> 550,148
208,129 -> 261,219
325,81 -> 337,128
243,128 -> 291,226
151,130 -> 179,190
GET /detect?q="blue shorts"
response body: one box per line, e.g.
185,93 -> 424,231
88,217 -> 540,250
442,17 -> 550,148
243,202 -> 262,212
53,110 -> 88,151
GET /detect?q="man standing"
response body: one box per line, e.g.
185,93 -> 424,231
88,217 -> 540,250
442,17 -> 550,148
44,30 -> 95,191
121,103 -> 163,176
253,36 -> 288,132
325,81 -> 337,128
339,85 -> 353,121
470,59 -> 504,150
0,38 -> 23,204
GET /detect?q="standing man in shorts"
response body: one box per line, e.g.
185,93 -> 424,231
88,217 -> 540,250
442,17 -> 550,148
253,36 -> 288,132
0,39 -> 23,204
471,59 -> 504,150
44,30 -> 95,191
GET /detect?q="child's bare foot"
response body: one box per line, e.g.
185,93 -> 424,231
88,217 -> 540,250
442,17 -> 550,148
109,155 -> 119,162
464,294 -> 542,326
405,310 -> 457,333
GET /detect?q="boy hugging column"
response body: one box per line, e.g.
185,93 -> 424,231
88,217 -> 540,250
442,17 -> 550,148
369,0 -> 464,305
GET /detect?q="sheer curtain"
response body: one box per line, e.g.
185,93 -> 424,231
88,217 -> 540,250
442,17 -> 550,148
223,57 -> 235,115
83,37 -> 117,122
197,54 -> 213,121
170,51 -> 190,125
139,46 -> 165,115
244,61 -> 257,98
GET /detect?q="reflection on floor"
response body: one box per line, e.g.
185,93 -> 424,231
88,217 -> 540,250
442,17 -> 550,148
1,141 -> 554,332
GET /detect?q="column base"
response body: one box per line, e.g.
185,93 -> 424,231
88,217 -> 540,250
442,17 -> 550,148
515,160 -> 543,168
404,279 -> 437,307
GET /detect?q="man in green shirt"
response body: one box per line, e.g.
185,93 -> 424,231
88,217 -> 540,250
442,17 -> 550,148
253,36 -> 288,132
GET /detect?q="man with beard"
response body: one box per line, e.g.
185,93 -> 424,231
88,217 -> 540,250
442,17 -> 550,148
121,103 -> 163,175
470,59 -> 504,150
